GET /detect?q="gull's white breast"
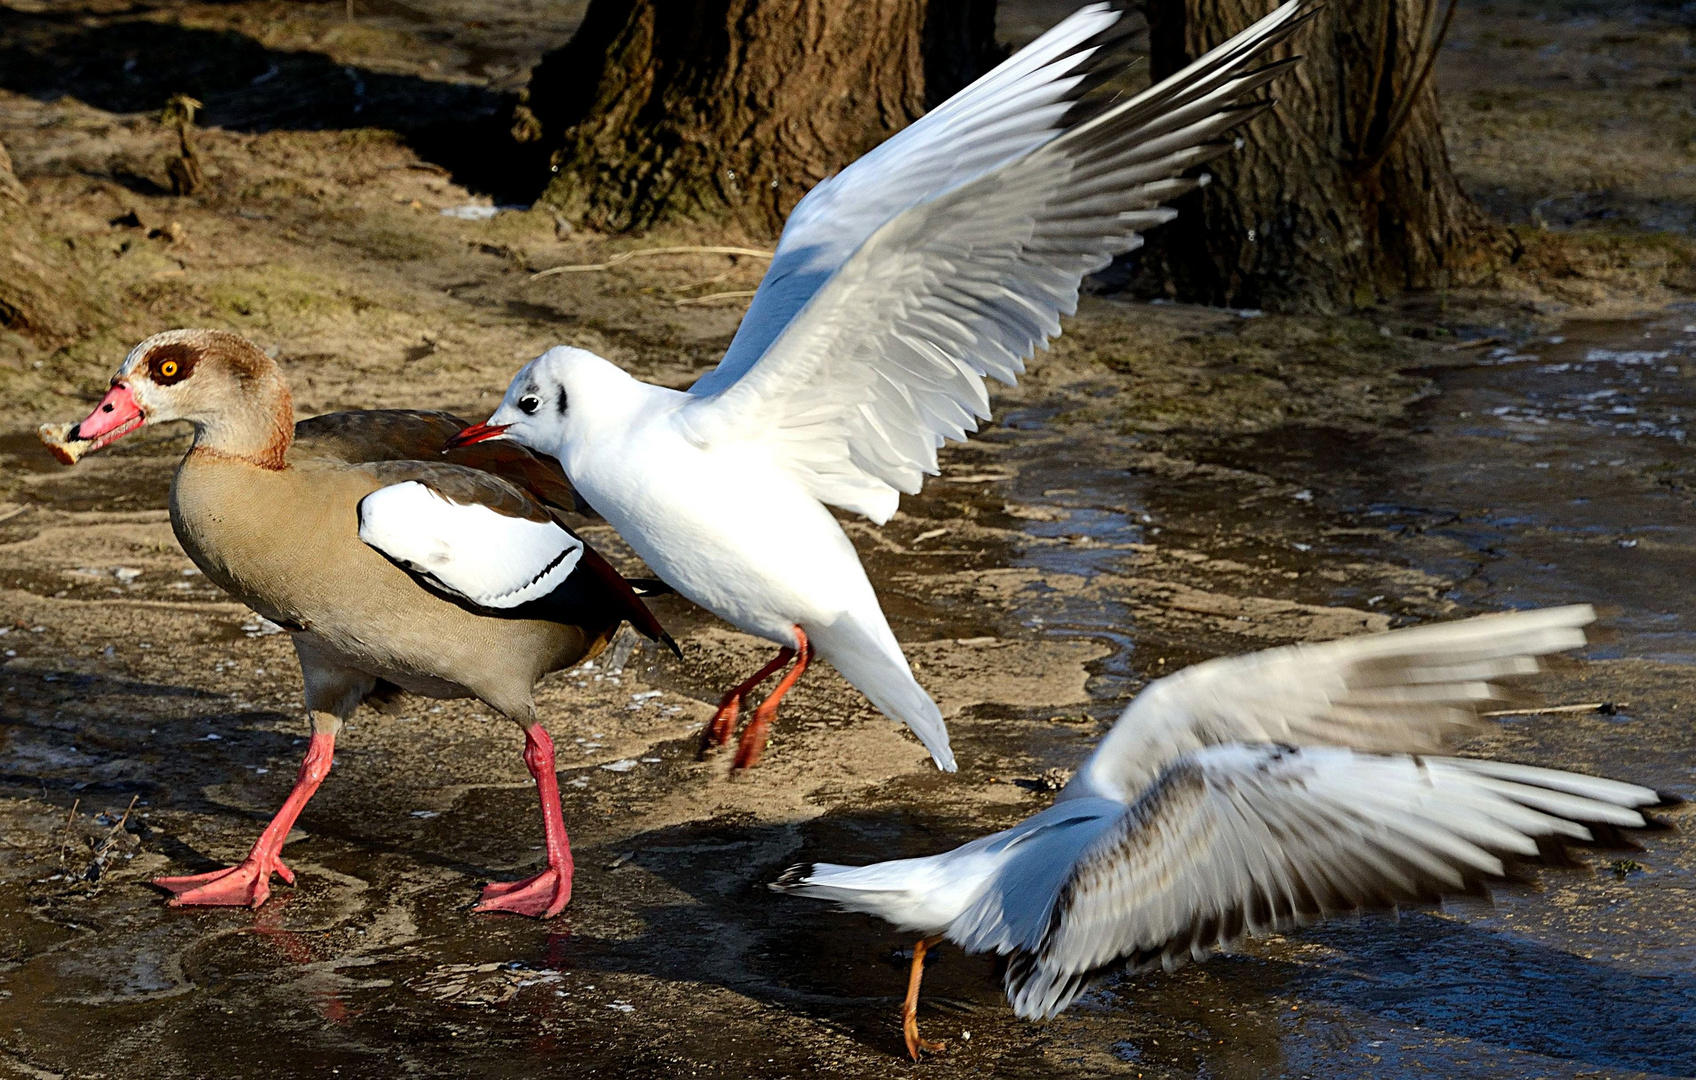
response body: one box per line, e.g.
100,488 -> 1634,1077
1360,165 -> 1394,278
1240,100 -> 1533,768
563,403 -> 878,643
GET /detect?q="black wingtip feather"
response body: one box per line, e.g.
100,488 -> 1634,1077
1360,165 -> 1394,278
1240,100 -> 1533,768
769,863 -> 816,892
1058,5 -> 1151,127
626,577 -> 676,597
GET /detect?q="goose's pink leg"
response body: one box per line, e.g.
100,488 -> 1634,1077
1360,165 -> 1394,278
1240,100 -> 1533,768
700,648 -> 795,753
154,729 -> 335,908
475,724 -> 574,917
732,627 -> 812,771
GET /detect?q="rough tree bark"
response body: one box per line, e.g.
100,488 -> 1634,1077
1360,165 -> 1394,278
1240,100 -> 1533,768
1133,0 -> 1512,312
0,139 -> 101,346
521,0 -> 999,237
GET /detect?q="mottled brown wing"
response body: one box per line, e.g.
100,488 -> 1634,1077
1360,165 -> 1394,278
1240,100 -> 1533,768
293,409 -> 467,463
294,409 -> 590,514
361,460 -> 554,523
448,441 -> 590,516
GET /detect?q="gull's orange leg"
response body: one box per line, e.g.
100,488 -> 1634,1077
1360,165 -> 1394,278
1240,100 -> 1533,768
699,648 -> 794,756
731,626 -> 811,771
903,935 -> 947,1061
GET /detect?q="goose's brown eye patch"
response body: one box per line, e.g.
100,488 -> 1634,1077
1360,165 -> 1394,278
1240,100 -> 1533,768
148,343 -> 198,385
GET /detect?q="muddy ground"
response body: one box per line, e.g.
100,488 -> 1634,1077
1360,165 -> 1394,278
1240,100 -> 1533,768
3,1 -> 1696,1078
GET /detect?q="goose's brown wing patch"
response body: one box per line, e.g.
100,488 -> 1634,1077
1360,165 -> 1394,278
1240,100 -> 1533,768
362,460 -> 553,524
450,441 -> 590,516
293,409 -> 467,463
293,409 -> 589,514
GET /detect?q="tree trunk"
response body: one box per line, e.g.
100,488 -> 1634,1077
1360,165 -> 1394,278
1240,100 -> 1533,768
0,139 -> 102,346
523,0 -> 999,237
1132,0 -> 1512,313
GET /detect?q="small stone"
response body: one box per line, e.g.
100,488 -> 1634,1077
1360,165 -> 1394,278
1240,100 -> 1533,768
1038,767 -> 1072,791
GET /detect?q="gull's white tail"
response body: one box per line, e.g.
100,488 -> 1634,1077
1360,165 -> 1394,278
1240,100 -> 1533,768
771,861 -> 913,904
770,856 -> 966,932
808,612 -> 957,772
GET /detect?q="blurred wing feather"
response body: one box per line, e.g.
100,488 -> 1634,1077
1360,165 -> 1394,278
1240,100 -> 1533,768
1065,605 -> 1597,802
690,1 -> 1140,398
951,744 -> 1657,1020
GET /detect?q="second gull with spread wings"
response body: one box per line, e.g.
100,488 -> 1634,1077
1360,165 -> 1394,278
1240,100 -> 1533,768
772,605 -> 1666,1058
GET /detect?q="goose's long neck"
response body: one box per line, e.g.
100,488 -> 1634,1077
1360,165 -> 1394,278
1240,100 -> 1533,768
189,374 -> 295,470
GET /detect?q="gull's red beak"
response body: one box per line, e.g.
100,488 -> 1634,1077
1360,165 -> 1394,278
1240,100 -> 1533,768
445,420 -> 512,450
72,383 -> 147,451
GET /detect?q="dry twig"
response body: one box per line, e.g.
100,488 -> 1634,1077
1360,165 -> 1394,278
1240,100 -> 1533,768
1482,702 -> 1622,718
1443,335 -> 1502,352
673,289 -> 758,307
531,246 -> 772,279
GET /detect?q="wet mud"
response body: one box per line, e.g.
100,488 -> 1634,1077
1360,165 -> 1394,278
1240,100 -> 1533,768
3,0 -> 1696,1078
5,307 -> 1696,1079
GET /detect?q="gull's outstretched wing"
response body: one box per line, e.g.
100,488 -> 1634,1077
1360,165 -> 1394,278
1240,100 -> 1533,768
689,2 -> 1140,398
680,1 -> 1316,523
951,743 -> 1657,1020
1064,605 -> 1597,803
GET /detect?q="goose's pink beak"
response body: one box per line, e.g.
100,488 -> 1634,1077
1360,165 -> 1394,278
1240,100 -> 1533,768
445,420 -> 511,449
73,384 -> 146,450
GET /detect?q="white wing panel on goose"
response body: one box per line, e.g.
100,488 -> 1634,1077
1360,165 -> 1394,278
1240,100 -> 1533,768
950,743 -> 1657,1021
1064,604 -> 1597,803
679,1 -> 1315,523
358,480 -> 584,609
689,2 -> 1136,399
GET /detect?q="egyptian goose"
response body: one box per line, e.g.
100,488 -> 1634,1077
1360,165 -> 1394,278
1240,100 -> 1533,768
772,605 -> 1665,1059
448,1 -> 1315,773
54,328 -> 675,917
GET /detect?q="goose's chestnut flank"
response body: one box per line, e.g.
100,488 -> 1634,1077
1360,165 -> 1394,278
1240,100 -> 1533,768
60,328 -> 676,917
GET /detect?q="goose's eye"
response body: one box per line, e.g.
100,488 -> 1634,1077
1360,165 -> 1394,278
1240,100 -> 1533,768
147,344 -> 197,385
518,395 -> 541,415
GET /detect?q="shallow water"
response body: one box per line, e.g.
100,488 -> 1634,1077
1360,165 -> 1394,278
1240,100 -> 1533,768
964,310 -> 1696,1079
1281,313 -> 1696,661
998,310 -> 1696,658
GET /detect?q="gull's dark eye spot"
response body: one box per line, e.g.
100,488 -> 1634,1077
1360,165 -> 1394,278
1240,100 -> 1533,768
518,395 -> 541,415
556,387 -> 568,415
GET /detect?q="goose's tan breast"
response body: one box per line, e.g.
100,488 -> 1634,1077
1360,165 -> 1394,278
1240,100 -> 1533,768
172,453 -> 373,623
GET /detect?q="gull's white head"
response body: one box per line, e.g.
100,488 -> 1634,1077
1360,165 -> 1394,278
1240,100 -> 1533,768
450,346 -> 628,457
